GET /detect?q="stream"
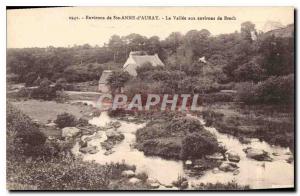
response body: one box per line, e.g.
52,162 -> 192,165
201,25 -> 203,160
71,101 -> 294,189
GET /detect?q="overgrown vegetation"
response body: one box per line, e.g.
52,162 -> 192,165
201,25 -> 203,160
136,116 -> 220,159
6,103 -> 148,190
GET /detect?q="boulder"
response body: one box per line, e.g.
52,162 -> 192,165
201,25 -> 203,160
180,181 -> 189,189
233,170 -> 240,176
227,150 -> 240,163
101,141 -> 114,151
212,168 -> 220,174
79,146 -> 98,154
185,160 -> 192,166
147,178 -> 158,184
106,130 -> 125,141
128,177 -> 141,184
62,127 -> 80,138
79,140 -> 88,148
45,122 -> 56,127
89,148 -> 99,154
286,156 -> 293,164
109,121 -> 122,128
164,183 -> 173,188
104,149 -> 114,156
149,182 -> 160,189
205,153 -> 224,161
121,170 -> 135,178
244,147 -> 272,161
84,137 -> 93,142
219,162 -> 239,172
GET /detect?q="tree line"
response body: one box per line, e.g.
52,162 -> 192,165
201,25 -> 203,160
7,21 -> 294,105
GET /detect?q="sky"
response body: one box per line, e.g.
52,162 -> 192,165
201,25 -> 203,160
7,7 -> 294,48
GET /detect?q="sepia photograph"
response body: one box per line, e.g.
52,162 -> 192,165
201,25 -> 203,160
6,7 -> 295,190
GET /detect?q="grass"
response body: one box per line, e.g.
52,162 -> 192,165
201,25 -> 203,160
10,100 -> 96,124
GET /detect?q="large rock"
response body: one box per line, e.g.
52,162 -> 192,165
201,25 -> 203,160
147,178 -> 158,184
79,140 -> 88,148
233,170 -> 240,176
121,170 -> 135,178
109,121 -> 122,128
219,162 -> 239,172
79,146 -> 98,154
104,149 -> 114,156
212,168 -> 220,174
106,130 -> 125,141
180,181 -> 189,189
227,150 -> 240,163
149,182 -> 160,189
128,177 -> 141,184
62,127 -> 80,138
244,147 -> 272,161
45,122 -> 56,127
205,153 -> 224,161
185,160 -> 192,166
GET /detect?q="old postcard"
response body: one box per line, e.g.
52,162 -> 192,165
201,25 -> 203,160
6,7 -> 295,190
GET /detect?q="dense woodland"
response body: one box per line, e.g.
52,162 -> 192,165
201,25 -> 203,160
7,21 -> 294,105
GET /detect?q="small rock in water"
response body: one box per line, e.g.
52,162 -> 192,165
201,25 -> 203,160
128,177 -> 141,184
185,160 -> 192,165
272,152 -> 279,156
147,178 -> 158,184
244,147 -> 272,162
212,168 -> 220,174
121,170 -> 135,178
286,156 -> 294,164
79,140 -> 88,148
180,181 -> 189,189
205,153 -> 224,161
227,150 -> 240,163
45,122 -> 56,127
219,162 -> 239,172
84,137 -> 93,142
149,182 -> 160,188
62,127 -> 81,138
233,170 -> 240,175
104,150 -> 114,156
79,146 -> 98,154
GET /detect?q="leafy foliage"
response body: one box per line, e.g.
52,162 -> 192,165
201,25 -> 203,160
54,112 -> 78,128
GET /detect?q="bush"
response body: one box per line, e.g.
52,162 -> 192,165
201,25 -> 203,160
7,103 -> 47,157
166,117 -> 204,135
194,181 -> 250,190
31,78 -> 57,100
181,131 -> 219,159
54,113 -> 78,128
54,78 -> 68,91
236,74 -> 294,105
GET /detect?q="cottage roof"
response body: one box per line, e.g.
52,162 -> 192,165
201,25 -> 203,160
123,54 -> 164,69
99,70 -> 113,84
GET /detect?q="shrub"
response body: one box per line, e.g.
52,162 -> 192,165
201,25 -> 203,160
181,131 -> 219,159
194,181 -> 250,190
166,117 -> 204,135
31,78 -> 57,100
54,78 -> 68,91
7,103 -> 47,157
54,113 -> 78,128
236,74 -> 294,105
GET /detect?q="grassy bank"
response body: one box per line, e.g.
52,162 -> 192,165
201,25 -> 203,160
202,102 -> 294,151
